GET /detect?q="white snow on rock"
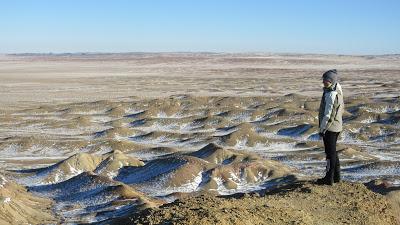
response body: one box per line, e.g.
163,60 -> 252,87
3,197 -> 11,203
0,175 -> 7,188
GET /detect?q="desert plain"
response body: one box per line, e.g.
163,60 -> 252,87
0,53 -> 399,224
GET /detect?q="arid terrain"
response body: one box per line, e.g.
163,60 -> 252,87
0,53 -> 399,224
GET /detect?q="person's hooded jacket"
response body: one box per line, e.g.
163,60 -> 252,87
319,70 -> 344,134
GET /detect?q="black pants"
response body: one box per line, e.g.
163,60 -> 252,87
323,131 -> 340,181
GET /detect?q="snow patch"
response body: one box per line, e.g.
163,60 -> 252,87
360,117 -> 376,124
234,138 -> 248,149
68,163 -> 84,176
362,106 -> 400,114
0,176 -> 7,188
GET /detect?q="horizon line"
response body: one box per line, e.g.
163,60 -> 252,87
2,51 -> 400,57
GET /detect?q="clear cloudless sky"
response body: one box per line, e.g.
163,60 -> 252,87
0,0 -> 399,54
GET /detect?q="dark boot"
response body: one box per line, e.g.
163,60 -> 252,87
324,159 -> 335,185
316,176 -> 334,185
334,156 -> 341,183
317,159 -> 334,186
334,175 -> 340,183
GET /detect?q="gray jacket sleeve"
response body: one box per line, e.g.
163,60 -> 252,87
319,90 -> 337,133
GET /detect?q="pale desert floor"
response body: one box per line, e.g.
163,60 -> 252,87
0,53 -> 399,224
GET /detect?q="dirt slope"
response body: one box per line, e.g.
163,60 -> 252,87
110,181 -> 398,225
0,174 -> 58,225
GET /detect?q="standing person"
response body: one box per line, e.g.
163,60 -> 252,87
317,69 -> 344,185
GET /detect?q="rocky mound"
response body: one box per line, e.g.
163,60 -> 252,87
110,181 -> 398,225
29,172 -> 162,223
94,127 -> 136,139
0,173 -> 57,225
115,155 -> 208,192
218,123 -> 268,147
13,151 -> 144,185
95,150 -> 145,176
116,143 -> 294,196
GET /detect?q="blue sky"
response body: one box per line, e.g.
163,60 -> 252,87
0,0 -> 399,54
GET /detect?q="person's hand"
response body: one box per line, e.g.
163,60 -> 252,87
318,132 -> 325,139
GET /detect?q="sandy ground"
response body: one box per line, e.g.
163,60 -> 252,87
0,53 -> 399,224
112,181 -> 398,225
1,53 -> 399,110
